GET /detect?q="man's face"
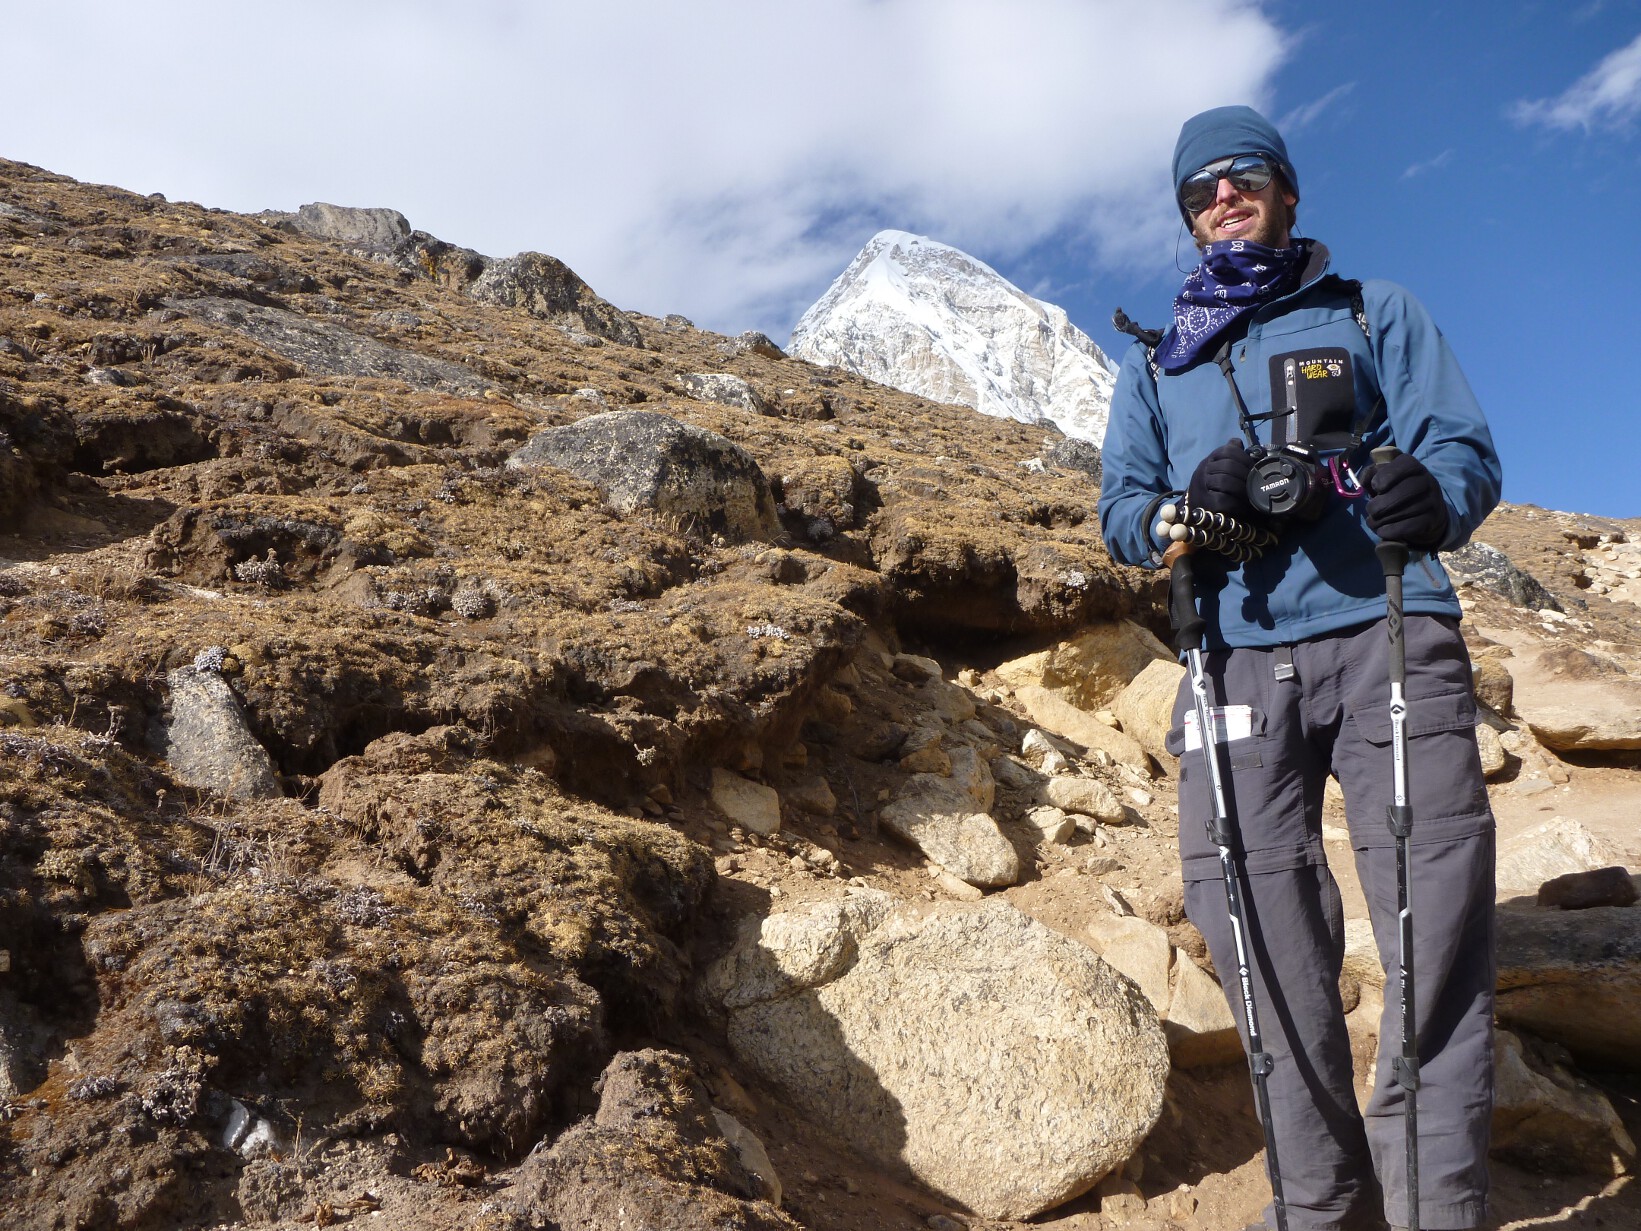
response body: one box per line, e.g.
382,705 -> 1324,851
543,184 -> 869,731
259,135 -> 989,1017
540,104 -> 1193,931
1188,164 -> 1297,250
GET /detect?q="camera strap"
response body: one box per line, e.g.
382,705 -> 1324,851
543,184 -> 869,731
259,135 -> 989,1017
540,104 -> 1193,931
1213,278 -> 1383,455
1114,277 -> 1384,452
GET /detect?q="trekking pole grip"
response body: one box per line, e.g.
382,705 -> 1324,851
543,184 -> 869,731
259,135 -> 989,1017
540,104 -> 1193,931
1164,541 -> 1206,654
1370,445 -> 1409,578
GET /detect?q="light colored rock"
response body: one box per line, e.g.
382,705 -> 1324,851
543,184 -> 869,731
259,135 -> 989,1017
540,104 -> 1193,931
1495,818 -> 1635,896
713,1108 -> 784,1204
1492,1029 -> 1636,1176
1085,913 -> 1171,1010
289,202 -> 411,252
1520,687 -> 1641,750
1020,728 -> 1074,775
705,887 -> 895,1011
994,648 -> 1051,692
221,1098 -> 286,1159
721,900 -> 1169,1220
1475,723 -> 1508,778
681,372 -> 769,414
1045,775 -> 1127,825
1496,906 -> 1641,1069
934,869 -> 985,900
1025,805 -> 1075,845
1165,951 -> 1243,1067
880,746 -> 1020,888
892,653 -> 942,683
1345,982 -> 1386,1106
1112,659 -> 1185,766
711,769 -> 782,836
1340,917 -> 1385,1005
164,666 -> 283,800
1510,646 -> 1641,750
997,621 -> 1173,711
1014,686 -> 1153,774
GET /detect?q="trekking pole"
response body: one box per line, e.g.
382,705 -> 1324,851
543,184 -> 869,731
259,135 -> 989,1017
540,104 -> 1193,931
1164,535 -> 1289,1231
1371,444 -> 1420,1231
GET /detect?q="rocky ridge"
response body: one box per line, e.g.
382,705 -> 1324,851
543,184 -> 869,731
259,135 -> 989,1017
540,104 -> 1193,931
0,157 -> 1638,1231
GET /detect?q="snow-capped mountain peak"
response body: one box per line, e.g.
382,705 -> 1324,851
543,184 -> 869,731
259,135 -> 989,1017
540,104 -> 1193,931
789,230 -> 1115,443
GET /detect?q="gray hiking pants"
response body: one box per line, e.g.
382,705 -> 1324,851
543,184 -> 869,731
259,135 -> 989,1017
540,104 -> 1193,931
1167,614 -> 1495,1231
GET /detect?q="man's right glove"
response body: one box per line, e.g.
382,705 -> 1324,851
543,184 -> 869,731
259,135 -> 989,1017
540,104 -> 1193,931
1187,439 -> 1256,519
1366,452 -> 1450,549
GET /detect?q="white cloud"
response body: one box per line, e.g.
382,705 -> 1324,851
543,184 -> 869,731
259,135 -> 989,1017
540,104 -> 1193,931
1511,31 -> 1641,132
6,1 -> 1287,336
1278,83 -> 1355,133
1401,148 -> 1454,179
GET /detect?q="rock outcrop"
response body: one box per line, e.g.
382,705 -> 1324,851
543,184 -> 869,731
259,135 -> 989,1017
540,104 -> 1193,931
879,744 -> 1020,887
1496,906 -> 1641,1068
508,409 -> 782,543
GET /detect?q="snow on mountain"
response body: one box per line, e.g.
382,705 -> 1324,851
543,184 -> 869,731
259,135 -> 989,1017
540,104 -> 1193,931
788,230 -> 1116,444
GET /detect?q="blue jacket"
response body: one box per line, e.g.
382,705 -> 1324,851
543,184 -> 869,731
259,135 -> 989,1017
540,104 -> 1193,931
1098,245 -> 1501,649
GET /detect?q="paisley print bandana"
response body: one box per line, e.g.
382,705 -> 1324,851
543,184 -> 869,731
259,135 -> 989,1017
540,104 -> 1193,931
1156,237 -> 1312,371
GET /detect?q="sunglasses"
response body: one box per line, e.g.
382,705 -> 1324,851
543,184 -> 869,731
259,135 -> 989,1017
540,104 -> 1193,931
1178,154 -> 1277,217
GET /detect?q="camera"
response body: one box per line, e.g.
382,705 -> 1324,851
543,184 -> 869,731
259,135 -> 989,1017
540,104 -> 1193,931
1247,443 -> 1332,521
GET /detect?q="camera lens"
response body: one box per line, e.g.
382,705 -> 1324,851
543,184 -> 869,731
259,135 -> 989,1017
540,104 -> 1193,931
1248,447 -> 1328,520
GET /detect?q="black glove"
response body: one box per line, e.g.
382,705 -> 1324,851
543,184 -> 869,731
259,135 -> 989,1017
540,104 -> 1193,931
1187,439 -> 1256,518
1366,453 -> 1449,549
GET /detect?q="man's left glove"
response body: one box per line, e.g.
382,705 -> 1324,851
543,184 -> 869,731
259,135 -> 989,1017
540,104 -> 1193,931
1366,453 -> 1450,549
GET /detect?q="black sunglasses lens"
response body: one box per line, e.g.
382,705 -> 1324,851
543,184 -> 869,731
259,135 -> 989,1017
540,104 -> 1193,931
1179,156 -> 1276,215
1179,175 -> 1217,215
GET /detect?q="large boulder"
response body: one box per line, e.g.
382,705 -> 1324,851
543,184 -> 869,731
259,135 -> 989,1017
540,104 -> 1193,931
290,202 -> 411,253
1508,645 -> 1641,751
469,251 -> 642,346
711,897 -> 1169,1220
508,410 -> 781,543
1495,818 -> 1635,897
1011,685 -> 1152,774
162,665 -> 283,800
1442,541 -> 1562,611
1112,658 -> 1186,766
996,620 -> 1171,711
710,769 -> 782,836
879,745 -> 1021,888
1495,906 -> 1641,1069
1517,680 -> 1641,751
1492,1029 -> 1636,1176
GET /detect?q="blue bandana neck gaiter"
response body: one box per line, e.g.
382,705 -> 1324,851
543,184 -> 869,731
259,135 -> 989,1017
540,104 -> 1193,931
1157,237 -> 1312,371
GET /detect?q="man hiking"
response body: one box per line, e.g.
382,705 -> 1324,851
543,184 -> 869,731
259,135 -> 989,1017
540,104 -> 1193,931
1098,105 -> 1502,1231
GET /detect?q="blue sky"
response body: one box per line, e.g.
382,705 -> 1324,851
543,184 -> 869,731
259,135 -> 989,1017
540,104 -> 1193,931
6,2 -> 1638,516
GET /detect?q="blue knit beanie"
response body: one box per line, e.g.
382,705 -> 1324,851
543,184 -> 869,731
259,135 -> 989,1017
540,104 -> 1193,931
1172,105 -> 1298,221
